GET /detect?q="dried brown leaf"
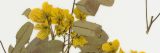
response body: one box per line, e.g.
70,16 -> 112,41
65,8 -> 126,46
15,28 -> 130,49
8,45 -> 14,53
76,0 -> 100,16
97,0 -> 115,6
12,22 -> 34,53
73,21 -> 109,53
22,8 -> 31,18
31,40 -> 63,53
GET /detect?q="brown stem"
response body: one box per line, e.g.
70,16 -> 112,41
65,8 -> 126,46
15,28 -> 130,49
146,16 -> 154,33
146,13 -> 160,34
71,0 -> 76,15
62,35 -> 66,53
50,26 -> 55,40
145,0 -> 160,34
152,13 -> 160,22
66,0 -> 76,53
0,40 -> 6,53
46,15 -> 55,40
146,0 -> 149,29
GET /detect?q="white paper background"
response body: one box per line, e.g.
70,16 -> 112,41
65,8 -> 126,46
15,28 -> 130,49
0,0 -> 160,53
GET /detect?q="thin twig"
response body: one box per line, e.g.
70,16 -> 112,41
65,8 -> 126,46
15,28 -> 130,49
71,0 -> 76,15
46,15 -> 55,40
146,16 -> 154,33
145,0 -> 160,34
67,0 -> 76,53
146,0 -> 149,29
152,13 -> 160,22
146,13 -> 160,34
0,40 -> 6,53
50,26 -> 55,40
62,35 -> 66,53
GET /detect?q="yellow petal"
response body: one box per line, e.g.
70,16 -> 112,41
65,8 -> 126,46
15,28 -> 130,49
36,29 -> 50,40
119,48 -> 125,53
51,8 -> 64,24
72,36 -> 88,47
71,32 -> 77,38
51,17 -> 58,24
74,8 -> 87,21
55,25 -> 66,35
34,20 -> 49,30
29,8 -> 46,23
112,39 -> 120,50
102,42 -> 113,52
42,2 -> 53,15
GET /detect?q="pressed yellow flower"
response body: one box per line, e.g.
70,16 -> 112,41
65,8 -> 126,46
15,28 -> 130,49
28,2 -> 56,40
72,36 -> 88,47
74,8 -> 87,20
29,8 -> 46,23
112,39 -> 120,50
62,10 -> 74,27
36,29 -> 50,40
119,48 -> 125,53
34,20 -> 49,30
55,25 -> 66,35
102,39 -> 120,53
35,20 -> 50,40
51,8 -> 74,25
71,32 -> 77,38
42,2 -> 53,15
51,8 -> 64,24
51,8 -> 74,35
102,42 -> 113,52
29,2 -> 55,23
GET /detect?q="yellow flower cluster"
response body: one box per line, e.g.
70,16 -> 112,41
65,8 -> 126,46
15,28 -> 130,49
72,35 -> 88,47
74,8 -> 87,21
101,39 -> 120,53
101,39 -> 146,53
53,8 -> 74,35
28,2 -> 74,40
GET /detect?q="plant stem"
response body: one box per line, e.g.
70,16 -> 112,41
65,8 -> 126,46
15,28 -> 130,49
146,0 -> 149,29
62,35 -> 66,53
145,0 -> 160,34
0,40 -> 6,53
71,0 -> 76,15
146,13 -> 160,34
67,0 -> 76,53
50,26 -> 55,40
46,15 -> 55,40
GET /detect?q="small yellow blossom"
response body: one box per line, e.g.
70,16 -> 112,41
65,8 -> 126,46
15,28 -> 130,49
112,39 -> 120,50
29,8 -> 46,23
102,39 -> 120,53
72,36 -> 88,47
119,48 -> 125,53
74,8 -> 87,21
34,20 -> 49,30
102,42 -> 113,52
71,32 -> 78,38
29,2 -> 55,40
36,29 -> 50,40
42,2 -> 53,15
52,8 -> 74,35
51,8 -> 64,24
55,25 -> 66,35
